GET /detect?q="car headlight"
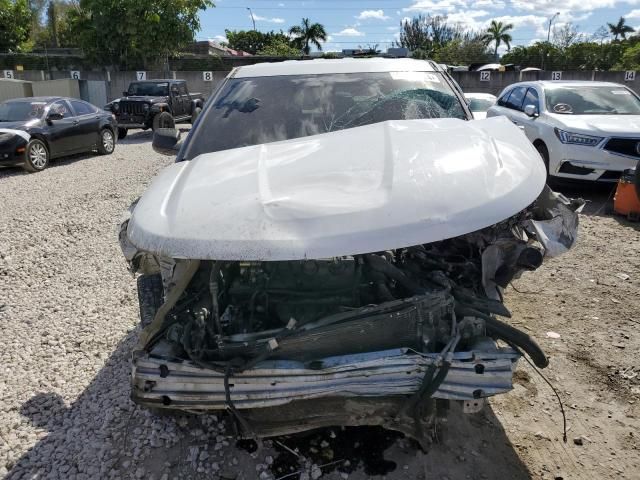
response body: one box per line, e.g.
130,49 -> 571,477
554,128 -> 603,146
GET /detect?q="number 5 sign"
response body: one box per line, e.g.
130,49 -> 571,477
625,71 -> 636,81
136,71 -> 147,81
3,70 -> 14,79
480,71 -> 490,81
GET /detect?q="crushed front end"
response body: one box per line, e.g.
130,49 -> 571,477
120,186 -> 582,443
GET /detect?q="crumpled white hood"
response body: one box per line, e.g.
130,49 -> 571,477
127,117 -> 546,260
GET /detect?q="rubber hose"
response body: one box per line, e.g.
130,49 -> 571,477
485,316 -> 549,368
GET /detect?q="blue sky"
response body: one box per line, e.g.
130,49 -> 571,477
199,0 -> 640,53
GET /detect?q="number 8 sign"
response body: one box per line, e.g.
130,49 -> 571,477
203,71 -> 213,82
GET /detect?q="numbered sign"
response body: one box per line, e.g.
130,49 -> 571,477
70,70 -> 81,80
136,71 -> 147,81
3,70 -> 14,79
551,71 -> 562,81
625,71 -> 636,82
480,71 -> 490,82
202,71 -> 213,82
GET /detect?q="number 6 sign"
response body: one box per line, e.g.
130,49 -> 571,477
70,70 -> 81,79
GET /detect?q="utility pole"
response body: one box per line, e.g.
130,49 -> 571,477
547,12 -> 560,42
247,7 -> 256,31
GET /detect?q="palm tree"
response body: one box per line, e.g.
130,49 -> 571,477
289,18 -> 327,55
607,17 -> 634,41
483,20 -> 513,57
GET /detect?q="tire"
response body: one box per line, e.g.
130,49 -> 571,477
137,274 -> 164,327
23,139 -> 49,173
152,112 -> 175,131
117,127 -> 128,140
534,141 -> 557,187
98,128 -> 115,155
191,107 -> 202,125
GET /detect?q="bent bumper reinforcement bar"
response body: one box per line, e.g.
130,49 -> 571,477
131,347 -> 520,410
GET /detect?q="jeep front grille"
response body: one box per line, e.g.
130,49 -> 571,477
120,101 -> 147,116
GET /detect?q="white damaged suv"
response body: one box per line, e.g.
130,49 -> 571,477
487,80 -> 640,182
119,59 -> 581,445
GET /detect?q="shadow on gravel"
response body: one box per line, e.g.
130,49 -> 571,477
119,126 -> 191,146
0,152 -> 99,178
553,181 -> 616,217
7,331 -> 139,479
8,324 -> 532,480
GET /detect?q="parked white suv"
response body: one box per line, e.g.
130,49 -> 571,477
487,81 -> 640,182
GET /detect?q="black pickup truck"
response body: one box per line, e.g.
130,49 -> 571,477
105,79 -> 205,139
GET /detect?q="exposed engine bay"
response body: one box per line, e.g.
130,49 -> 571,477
120,185 -> 582,443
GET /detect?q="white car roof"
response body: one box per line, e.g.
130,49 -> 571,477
465,92 -> 497,100
514,81 -> 627,89
233,58 -> 439,78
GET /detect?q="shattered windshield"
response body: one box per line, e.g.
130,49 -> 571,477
545,86 -> 640,115
0,100 -> 47,122
126,82 -> 169,96
185,71 -> 466,157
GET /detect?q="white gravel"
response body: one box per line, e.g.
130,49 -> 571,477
0,132 -> 352,480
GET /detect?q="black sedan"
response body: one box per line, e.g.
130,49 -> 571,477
0,96 -> 117,173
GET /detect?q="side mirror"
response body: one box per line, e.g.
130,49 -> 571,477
153,128 -> 182,156
46,112 -> 64,123
524,104 -> 539,117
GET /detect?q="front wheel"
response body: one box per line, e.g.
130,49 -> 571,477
152,112 -> 175,131
117,127 -> 128,140
98,129 -> 115,155
23,139 -> 49,173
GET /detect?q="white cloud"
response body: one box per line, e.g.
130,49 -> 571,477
210,35 -> 228,44
386,26 -> 399,31
356,9 -> 390,20
332,28 -> 365,37
627,8 -> 640,19
403,0 -> 466,13
252,14 -> 285,24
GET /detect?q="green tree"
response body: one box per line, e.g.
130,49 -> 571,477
483,20 -> 513,57
225,30 -> 290,55
433,38 -> 492,65
68,0 -> 213,69
608,17 -> 634,41
288,18 -> 327,55
0,0 -> 33,52
397,14 -> 490,63
32,1 -> 78,49
257,37 -> 300,56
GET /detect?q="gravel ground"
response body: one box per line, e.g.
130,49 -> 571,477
0,132 -> 638,480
